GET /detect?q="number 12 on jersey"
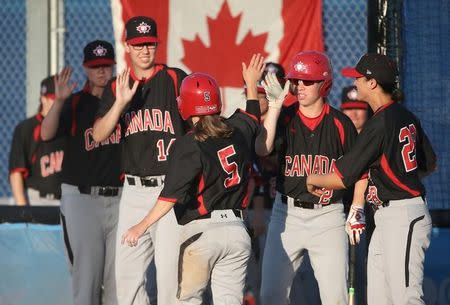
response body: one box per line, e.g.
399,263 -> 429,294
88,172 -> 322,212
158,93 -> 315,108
217,145 -> 241,188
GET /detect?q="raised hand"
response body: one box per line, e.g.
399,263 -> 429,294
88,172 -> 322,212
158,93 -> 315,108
54,67 -> 77,102
262,72 -> 290,109
242,53 -> 265,88
116,67 -> 139,106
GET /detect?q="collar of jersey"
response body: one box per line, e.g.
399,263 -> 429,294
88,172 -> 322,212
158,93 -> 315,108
374,100 -> 395,115
297,103 -> 329,131
130,64 -> 164,83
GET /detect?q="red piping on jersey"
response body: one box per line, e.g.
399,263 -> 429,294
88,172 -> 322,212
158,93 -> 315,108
158,196 -> 177,203
298,103 -> 329,131
33,113 -> 44,142
380,154 -> 421,196
197,175 -> 208,215
238,109 -> 259,123
166,69 -> 179,97
334,164 -> 344,179
31,153 -> 37,164
111,80 -> 117,97
70,94 -> 81,136
10,167 -> 29,178
70,84 -> 91,136
374,101 -> 395,115
130,64 -> 164,83
333,117 -> 345,146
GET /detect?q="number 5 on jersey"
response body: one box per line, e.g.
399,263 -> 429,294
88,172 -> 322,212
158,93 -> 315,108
218,145 -> 241,188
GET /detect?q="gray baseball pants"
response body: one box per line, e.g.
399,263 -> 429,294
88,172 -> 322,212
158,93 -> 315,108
177,209 -> 251,305
115,175 -> 180,305
60,183 -> 121,305
367,196 -> 431,305
260,192 -> 348,305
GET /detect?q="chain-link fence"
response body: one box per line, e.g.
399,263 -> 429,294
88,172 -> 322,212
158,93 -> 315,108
323,0 -> 368,108
0,0 -> 27,199
64,0 -> 115,90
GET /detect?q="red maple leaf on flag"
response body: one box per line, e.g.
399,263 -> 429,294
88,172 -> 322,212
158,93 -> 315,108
181,1 -> 269,88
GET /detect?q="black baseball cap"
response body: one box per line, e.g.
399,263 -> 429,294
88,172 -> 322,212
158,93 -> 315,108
83,40 -> 115,67
340,86 -> 368,110
341,53 -> 397,85
40,76 -> 56,98
125,16 -> 159,45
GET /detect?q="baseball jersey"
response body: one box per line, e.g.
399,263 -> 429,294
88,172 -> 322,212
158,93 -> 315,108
335,101 -> 436,204
97,65 -> 187,177
9,113 -> 65,197
250,150 -> 278,210
277,102 -> 358,204
159,102 -> 260,225
57,84 -> 122,187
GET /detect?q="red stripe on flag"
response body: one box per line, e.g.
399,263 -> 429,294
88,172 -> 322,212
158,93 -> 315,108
278,0 -> 324,69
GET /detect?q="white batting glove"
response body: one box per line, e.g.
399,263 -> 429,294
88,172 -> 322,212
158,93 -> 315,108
262,72 -> 290,109
346,205 -> 366,245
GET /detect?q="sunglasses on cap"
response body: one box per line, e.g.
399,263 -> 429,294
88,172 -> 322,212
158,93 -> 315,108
290,79 -> 322,86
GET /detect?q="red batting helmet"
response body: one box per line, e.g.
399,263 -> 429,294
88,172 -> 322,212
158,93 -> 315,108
286,51 -> 333,97
177,73 -> 222,120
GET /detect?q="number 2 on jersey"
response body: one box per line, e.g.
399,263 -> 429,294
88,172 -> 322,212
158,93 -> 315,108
217,145 -> 241,188
399,124 -> 417,172
156,138 -> 176,161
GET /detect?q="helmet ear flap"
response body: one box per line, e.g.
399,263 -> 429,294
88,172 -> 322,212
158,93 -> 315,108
319,79 -> 332,97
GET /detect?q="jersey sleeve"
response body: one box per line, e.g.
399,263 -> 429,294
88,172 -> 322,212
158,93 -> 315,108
415,121 -> 437,177
244,99 -> 261,122
9,122 -> 30,176
231,108 -> 260,142
159,136 -> 202,204
57,98 -> 74,136
335,119 -> 384,187
96,79 -> 116,120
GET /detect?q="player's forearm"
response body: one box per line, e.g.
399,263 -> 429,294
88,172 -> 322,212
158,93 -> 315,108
140,199 -> 176,229
10,172 -> 28,205
255,107 -> 281,156
41,99 -> 64,141
307,173 -> 346,190
351,178 -> 368,208
92,101 -> 125,142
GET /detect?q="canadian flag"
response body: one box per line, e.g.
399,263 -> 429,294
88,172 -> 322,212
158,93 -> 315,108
111,0 -> 324,115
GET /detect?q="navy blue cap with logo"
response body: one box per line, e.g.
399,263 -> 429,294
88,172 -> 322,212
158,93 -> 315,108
83,40 -> 116,68
125,16 -> 159,45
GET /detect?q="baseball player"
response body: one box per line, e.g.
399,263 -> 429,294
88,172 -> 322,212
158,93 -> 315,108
255,50 -> 368,305
307,53 -> 437,305
92,16 -> 187,305
9,76 -> 65,206
340,85 -> 371,133
121,54 -> 264,305
40,40 -> 120,305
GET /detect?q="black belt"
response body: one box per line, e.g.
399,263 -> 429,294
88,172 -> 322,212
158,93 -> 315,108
370,202 -> 390,211
370,195 -> 426,212
197,209 -> 242,220
281,194 -> 321,209
78,186 -> 119,197
127,176 -> 164,187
